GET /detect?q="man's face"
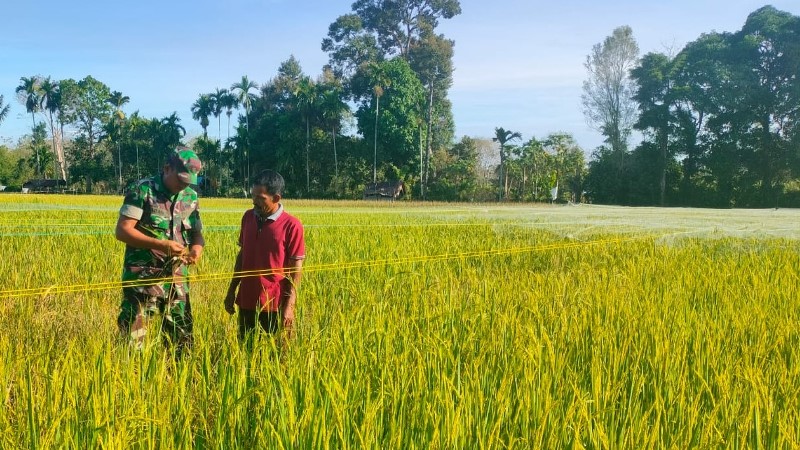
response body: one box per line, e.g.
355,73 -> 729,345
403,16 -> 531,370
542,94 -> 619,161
251,185 -> 280,216
163,164 -> 190,194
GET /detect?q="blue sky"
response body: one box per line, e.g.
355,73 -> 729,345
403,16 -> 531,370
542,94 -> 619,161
1,0 -> 798,153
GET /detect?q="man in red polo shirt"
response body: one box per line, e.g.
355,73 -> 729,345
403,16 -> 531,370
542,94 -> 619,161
224,170 -> 305,342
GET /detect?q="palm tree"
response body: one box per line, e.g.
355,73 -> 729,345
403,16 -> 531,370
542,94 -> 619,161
38,77 -> 67,180
107,90 -> 130,187
364,63 -> 391,184
159,113 -> 186,161
294,77 -> 319,192
320,84 -> 348,178
127,111 -> 146,180
231,76 -> 259,186
16,76 -> 42,174
108,90 -> 130,121
493,127 -> 522,200
219,90 -> 238,144
211,88 -> 227,143
0,95 -> 10,127
191,94 -> 213,138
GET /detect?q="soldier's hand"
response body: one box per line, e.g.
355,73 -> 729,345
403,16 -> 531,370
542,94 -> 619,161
162,240 -> 185,258
183,246 -> 203,265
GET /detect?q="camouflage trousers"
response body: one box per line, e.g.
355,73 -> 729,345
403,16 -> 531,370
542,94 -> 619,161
117,288 -> 193,358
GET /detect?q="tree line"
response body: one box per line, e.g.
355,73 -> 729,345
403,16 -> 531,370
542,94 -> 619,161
0,3 -> 798,206
583,6 -> 800,207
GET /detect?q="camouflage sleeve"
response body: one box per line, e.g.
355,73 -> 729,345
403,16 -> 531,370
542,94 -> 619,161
188,206 -> 203,232
119,184 -> 146,220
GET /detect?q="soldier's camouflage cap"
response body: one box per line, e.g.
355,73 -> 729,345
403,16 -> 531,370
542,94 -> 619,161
169,147 -> 202,184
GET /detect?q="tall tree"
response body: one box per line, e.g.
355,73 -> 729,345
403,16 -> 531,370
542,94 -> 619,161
159,113 -> 186,150
582,26 -> 640,168
0,95 -> 9,127
492,127 -> 522,200
631,52 -> 679,205
211,88 -> 226,142
319,74 -> 349,177
219,90 -> 238,143
670,34 -> 724,204
107,90 -> 130,187
60,76 -> 113,192
324,0 -> 461,189
409,30 -> 455,195
231,76 -> 260,186
57,78 -> 80,173
16,76 -> 42,174
358,62 -> 391,184
28,123 -> 53,178
294,77 -> 320,192
731,6 -> 800,204
342,0 -> 461,59
322,14 -> 381,79
125,111 -> 150,180
191,94 -> 213,138
542,133 -> 587,203
352,58 -> 425,183
38,77 -> 67,181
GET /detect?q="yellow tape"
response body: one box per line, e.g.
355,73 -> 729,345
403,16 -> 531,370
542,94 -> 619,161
0,235 -> 647,299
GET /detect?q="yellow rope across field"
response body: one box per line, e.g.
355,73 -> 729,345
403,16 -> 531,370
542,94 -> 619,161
0,235 -> 652,299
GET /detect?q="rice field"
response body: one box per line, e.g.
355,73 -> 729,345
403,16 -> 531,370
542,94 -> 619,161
1,194 -> 799,449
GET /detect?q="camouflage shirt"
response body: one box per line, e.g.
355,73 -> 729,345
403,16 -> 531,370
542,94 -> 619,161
119,175 -> 203,299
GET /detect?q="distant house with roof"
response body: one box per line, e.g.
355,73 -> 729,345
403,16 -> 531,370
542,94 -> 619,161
364,181 -> 405,201
22,179 -> 68,193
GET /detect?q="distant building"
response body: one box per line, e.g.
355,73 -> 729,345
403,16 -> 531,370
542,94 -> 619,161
22,179 -> 68,193
364,181 -> 405,201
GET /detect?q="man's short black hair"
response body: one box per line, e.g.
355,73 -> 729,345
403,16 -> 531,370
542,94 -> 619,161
251,170 -> 285,196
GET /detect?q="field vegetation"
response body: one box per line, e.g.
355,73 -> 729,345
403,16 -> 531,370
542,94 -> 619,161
1,195 -> 799,448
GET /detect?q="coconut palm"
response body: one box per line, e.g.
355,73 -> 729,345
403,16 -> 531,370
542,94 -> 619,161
362,62 -> 391,184
493,127 -> 522,200
16,76 -> 42,174
231,76 -> 259,185
38,77 -> 67,180
219,90 -> 238,144
294,77 -> 320,192
0,95 -> 11,129
211,88 -> 227,143
320,84 -> 348,178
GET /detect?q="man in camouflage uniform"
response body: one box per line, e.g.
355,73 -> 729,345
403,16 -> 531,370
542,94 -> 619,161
115,147 -> 205,357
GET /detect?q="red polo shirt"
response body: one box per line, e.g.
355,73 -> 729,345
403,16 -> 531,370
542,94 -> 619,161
236,206 -> 305,311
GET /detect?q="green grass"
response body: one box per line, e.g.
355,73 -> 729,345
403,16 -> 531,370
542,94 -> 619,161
1,194 -> 799,448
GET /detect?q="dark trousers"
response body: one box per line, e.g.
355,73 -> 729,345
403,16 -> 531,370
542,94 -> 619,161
118,290 -> 193,358
238,309 -> 279,342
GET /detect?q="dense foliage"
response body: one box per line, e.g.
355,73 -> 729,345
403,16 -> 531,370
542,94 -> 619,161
1,5 -> 798,206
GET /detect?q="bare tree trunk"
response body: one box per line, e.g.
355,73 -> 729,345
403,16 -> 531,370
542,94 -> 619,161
498,148 -> 505,201
57,121 -> 67,180
332,125 -> 338,177
419,124 -> 424,199
373,96 -> 379,184
659,127 -> 667,206
30,113 -> 40,176
47,111 -> 59,179
424,81 -> 434,197
305,117 -> 310,192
